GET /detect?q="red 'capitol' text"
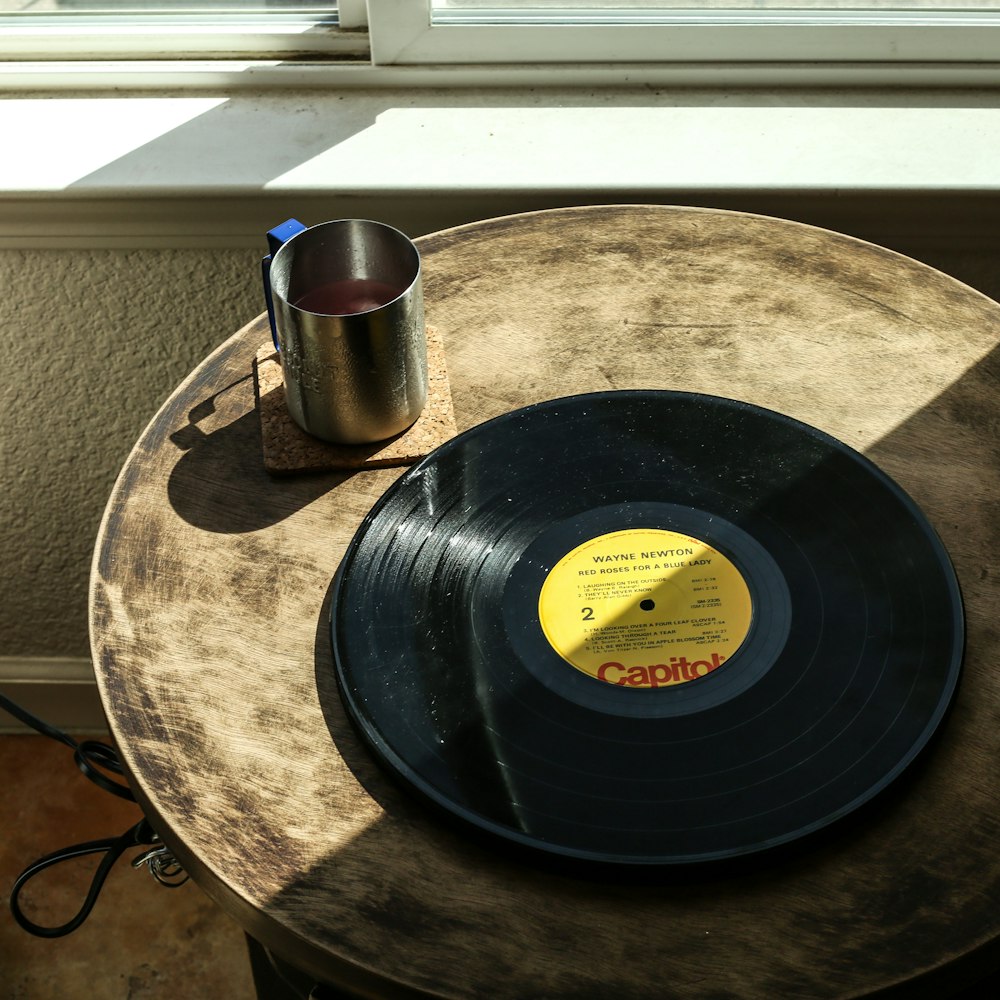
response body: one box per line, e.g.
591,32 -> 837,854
597,653 -> 726,687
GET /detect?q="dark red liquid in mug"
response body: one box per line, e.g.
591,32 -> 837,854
293,278 -> 403,316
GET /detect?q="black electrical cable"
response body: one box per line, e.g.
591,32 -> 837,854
0,691 -> 135,801
9,818 -> 159,938
1,691 -> 181,938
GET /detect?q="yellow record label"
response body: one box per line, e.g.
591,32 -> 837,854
538,528 -> 753,688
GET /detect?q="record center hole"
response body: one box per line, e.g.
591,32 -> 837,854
640,599 -> 656,612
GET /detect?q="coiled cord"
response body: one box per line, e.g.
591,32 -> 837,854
1,691 -> 187,938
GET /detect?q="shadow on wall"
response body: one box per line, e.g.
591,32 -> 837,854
65,92 -> 383,192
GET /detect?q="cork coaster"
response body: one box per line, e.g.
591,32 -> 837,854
253,325 -> 458,474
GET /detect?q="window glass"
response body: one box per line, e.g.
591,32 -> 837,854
0,0 -> 354,61
0,1 -> 336,12
6,0 -> 1000,74
433,1 -> 1000,12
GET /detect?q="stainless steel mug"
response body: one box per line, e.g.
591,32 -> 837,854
262,218 -> 428,444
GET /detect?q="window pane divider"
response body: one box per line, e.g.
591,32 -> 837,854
433,7 -> 1000,27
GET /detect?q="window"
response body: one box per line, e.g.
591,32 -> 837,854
3,0 -> 1000,82
0,0 -> 366,60
369,0 -> 1000,66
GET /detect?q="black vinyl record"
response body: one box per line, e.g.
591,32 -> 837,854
330,391 -> 964,868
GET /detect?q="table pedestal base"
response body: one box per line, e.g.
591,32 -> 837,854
245,936 -> 360,1000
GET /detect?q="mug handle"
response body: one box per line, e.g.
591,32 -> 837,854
262,219 -> 308,351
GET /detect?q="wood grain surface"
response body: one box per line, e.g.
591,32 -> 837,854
89,205 -> 1000,999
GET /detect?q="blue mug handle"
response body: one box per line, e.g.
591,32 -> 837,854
261,218 -> 308,351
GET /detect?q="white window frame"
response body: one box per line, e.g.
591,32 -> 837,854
3,0 -> 1000,87
0,2 -> 367,62
367,1 -> 1000,66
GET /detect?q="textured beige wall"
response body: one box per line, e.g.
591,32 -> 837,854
2,233 -> 999,665
0,247 -> 260,658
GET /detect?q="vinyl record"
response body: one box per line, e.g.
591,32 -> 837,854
330,391 -> 964,868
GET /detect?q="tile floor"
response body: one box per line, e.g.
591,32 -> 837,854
0,734 -> 254,1000
5,732 -> 999,999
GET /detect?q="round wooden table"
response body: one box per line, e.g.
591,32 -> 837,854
90,205 -> 1000,999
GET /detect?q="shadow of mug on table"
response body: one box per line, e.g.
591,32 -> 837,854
262,219 -> 429,445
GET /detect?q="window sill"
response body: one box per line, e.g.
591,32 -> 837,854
4,82 -> 1000,250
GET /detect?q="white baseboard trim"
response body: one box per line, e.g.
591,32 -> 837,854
0,657 -> 108,735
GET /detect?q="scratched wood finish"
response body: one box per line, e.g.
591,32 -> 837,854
90,206 -> 1000,999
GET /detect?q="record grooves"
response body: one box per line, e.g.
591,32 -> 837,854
330,391 -> 964,868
